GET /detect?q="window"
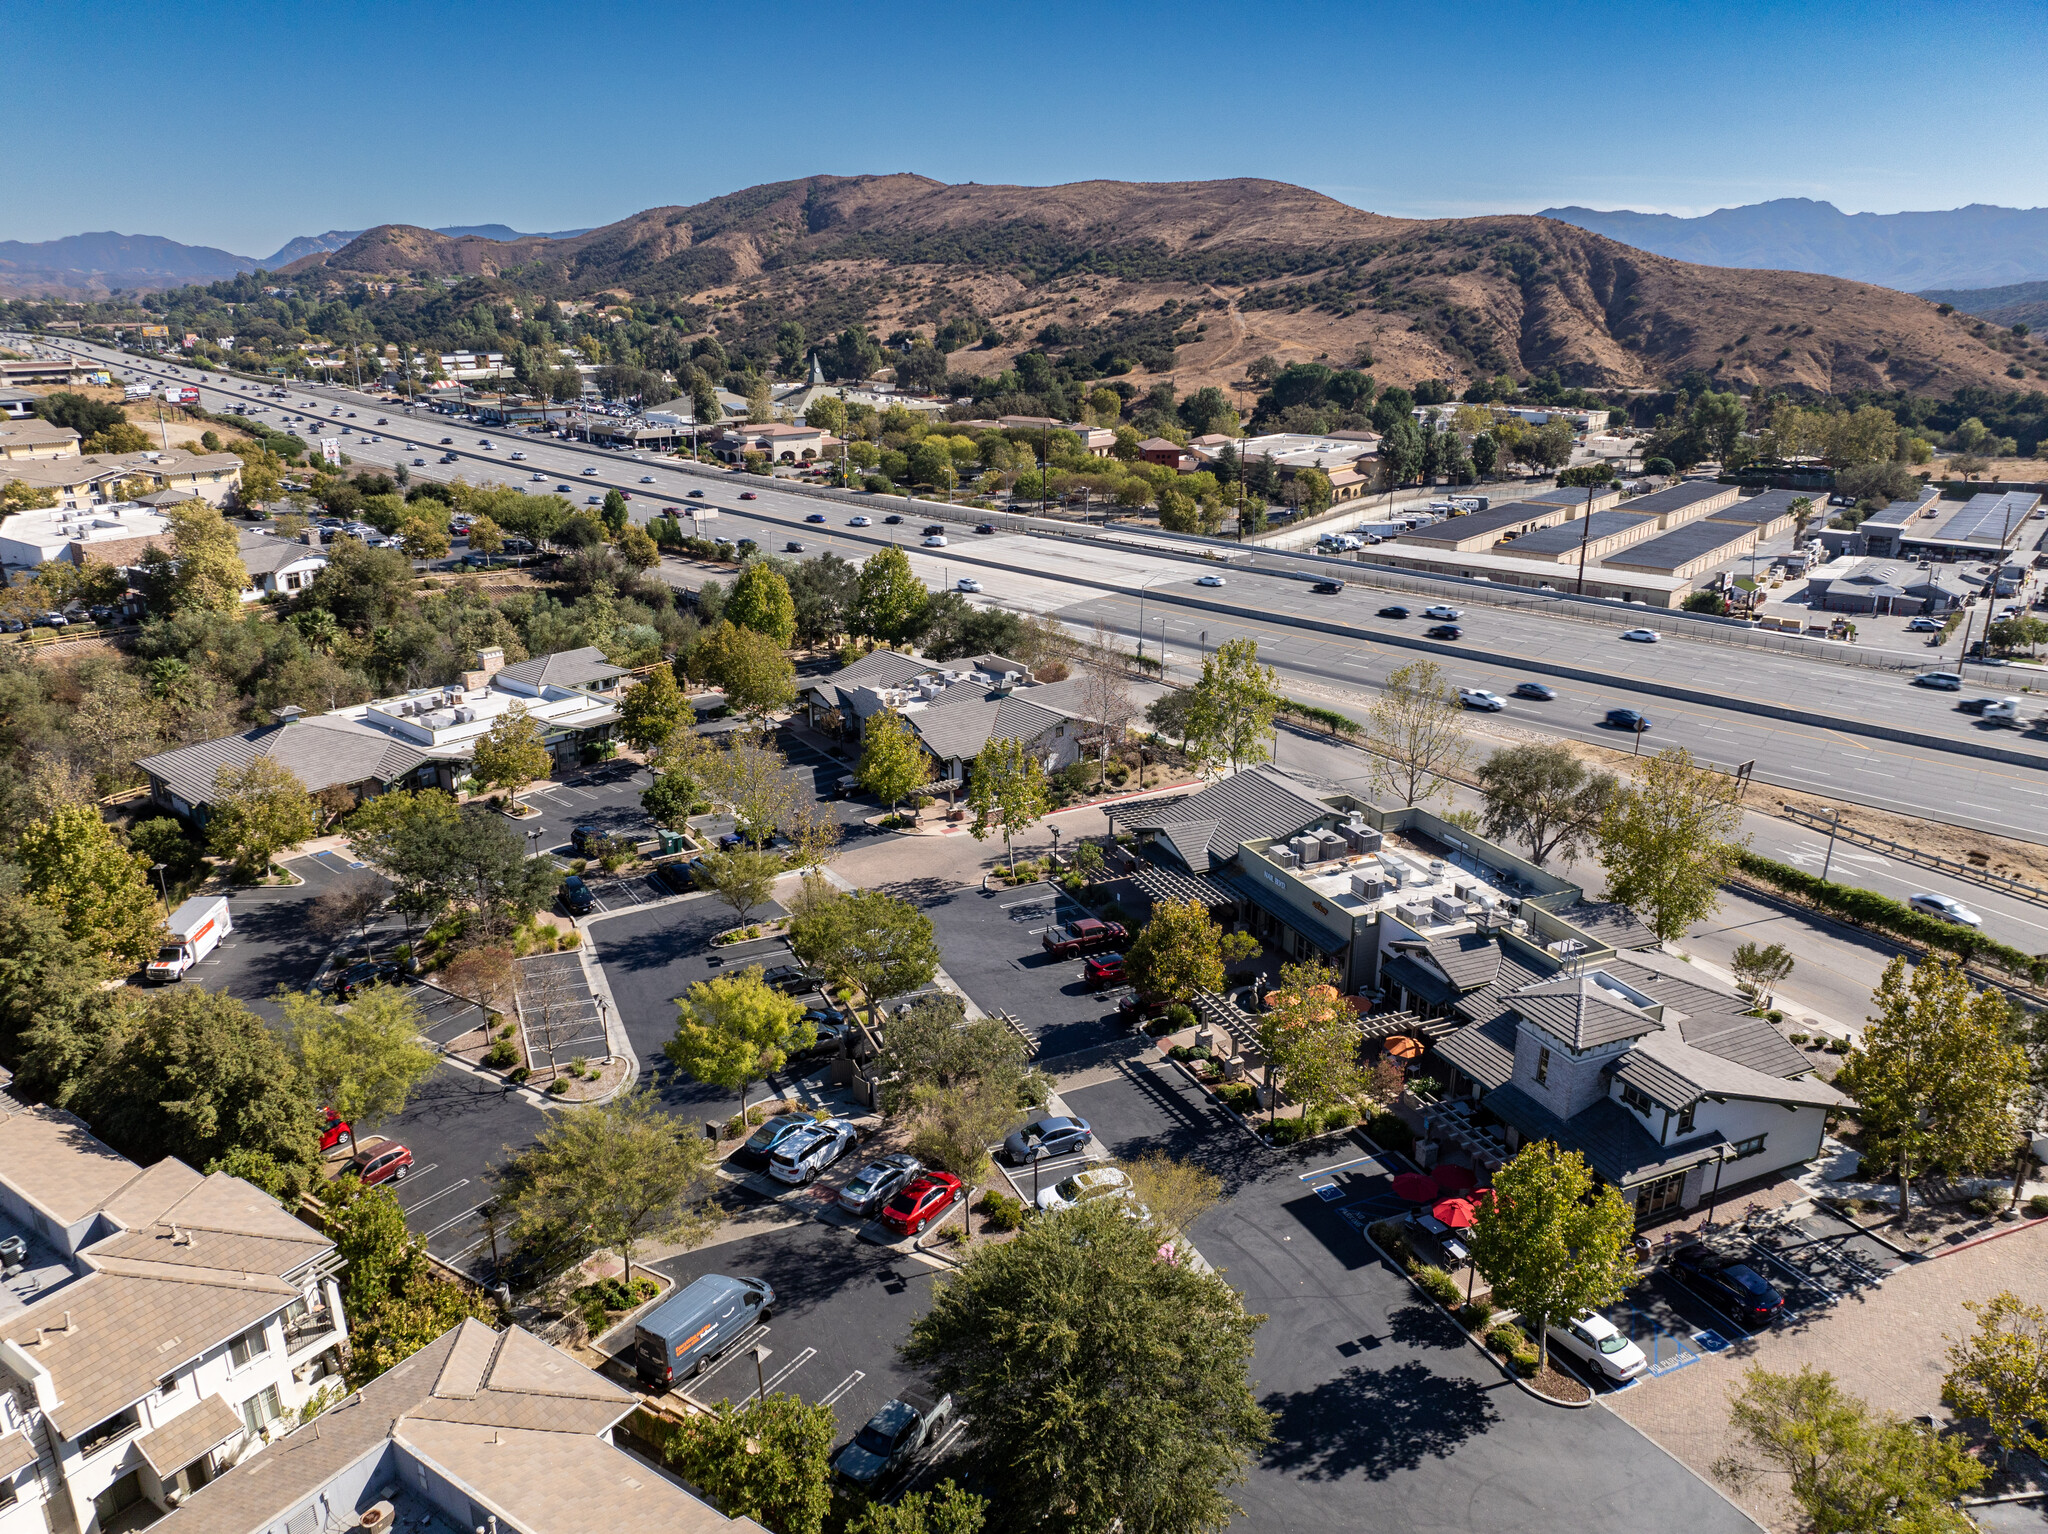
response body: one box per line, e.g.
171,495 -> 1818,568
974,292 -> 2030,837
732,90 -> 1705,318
1534,1046 -> 1550,1086
157,1372 -> 180,1399
230,1325 -> 268,1369
1731,1134 -> 1767,1160
239,1385 -> 281,1437
1677,1103 -> 1697,1135
0,1471 -> 17,1508
1619,1082 -> 1654,1115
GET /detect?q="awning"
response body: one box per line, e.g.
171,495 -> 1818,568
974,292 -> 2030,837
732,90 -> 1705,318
138,1393 -> 244,1476
1132,862 -> 1240,910
1224,873 -> 1347,956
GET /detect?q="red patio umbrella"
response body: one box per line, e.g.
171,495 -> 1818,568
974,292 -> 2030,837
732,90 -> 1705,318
1432,1162 -> 1478,1193
1431,1196 -> 1483,1229
1390,1172 -> 1439,1202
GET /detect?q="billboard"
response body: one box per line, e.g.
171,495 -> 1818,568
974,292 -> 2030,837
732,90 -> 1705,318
321,438 -> 341,465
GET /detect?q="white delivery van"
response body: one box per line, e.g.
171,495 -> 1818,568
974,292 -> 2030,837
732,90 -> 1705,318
146,896 -> 231,984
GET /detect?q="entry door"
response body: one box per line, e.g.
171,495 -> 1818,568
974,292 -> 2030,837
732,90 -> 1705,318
1634,1171 -> 1686,1218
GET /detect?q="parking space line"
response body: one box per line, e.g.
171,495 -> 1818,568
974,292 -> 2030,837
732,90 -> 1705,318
1298,1154 -> 1384,1181
759,1347 -> 816,1395
819,1371 -> 865,1407
422,1203 -> 489,1241
401,1178 -> 471,1216
689,1323 -> 770,1386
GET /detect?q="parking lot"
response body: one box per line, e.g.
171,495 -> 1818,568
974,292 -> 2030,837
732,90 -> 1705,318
514,951 -> 611,1074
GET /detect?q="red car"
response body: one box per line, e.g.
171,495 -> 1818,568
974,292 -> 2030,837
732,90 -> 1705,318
350,1142 -> 413,1186
1043,918 -> 1127,958
880,1171 -> 962,1235
1083,952 -> 1127,989
318,1109 -> 353,1152
739,491 -> 758,500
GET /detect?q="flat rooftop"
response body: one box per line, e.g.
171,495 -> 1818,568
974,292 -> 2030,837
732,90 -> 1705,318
1618,479 -> 1739,517
1394,500 -> 1572,548
1502,510 -> 1651,556
1708,488 -> 1820,524
1602,519 -> 1757,572
1259,827 -> 1519,929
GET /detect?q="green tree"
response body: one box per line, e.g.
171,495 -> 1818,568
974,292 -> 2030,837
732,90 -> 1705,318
1476,743 -> 1619,867
1125,897 -> 1226,1002
843,1482 -> 987,1534
207,755 -> 322,882
653,1394 -> 836,1534
345,789 -> 464,933
1718,1365 -> 1984,1534
967,736 -> 1049,873
876,994 -> 1040,1178
618,665 -> 689,754
1257,960 -> 1365,1115
1468,1141 -> 1637,1372
857,708 -> 930,813
666,966 -> 815,1115
0,893 -> 112,1097
693,621 -> 797,727
1366,659 -> 1468,807
471,704 -> 553,809
1596,747 -> 1745,943
1943,1291 -> 2048,1466
1186,637 -> 1281,774
321,1175 -> 498,1384
728,560 -> 798,646
640,769 -> 700,831
137,501 -> 250,614
616,523 -> 660,571
854,546 -> 931,645
787,885 -> 940,1045
15,804 -> 163,972
1729,941 -> 1796,1009
1836,954 -> 2027,1217
904,1199 -> 1270,1534
694,847 -> 784,927
1118,1152 -> 1223,1247
599,489 -> 630,536
281,985 -> 438,1156
498,1088 -> 716,1288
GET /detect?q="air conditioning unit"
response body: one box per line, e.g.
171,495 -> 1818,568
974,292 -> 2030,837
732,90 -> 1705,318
1351,872 -> 1386,900
1317,831 -> 1348,861
1269,847 -> 1297,869
1290,835 -> 1322,865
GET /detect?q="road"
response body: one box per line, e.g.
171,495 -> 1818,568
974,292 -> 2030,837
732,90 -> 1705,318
31,337 -> 2048,844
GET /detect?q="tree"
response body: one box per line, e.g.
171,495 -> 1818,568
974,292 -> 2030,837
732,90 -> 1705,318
618,666 -> 689,754
857,708 -> 930,813
499,1088 -> 715,1288
599,489 -> 630,537
207,755 -> 321,882
694,846 -> 784,927
15,804 -> 163,972
904,1199 -> 1270,1534
616,523 -> 659,571
1468,1141 -> 1637,1372
1596,747 -> 1745,943
787,886 -> 940,1046
843,1483 -> 987,1534
1257,961 -> 1365,1114
652,1394 -> 836,1534
345,788 -> 464,933
701,733 -> 802,846
967,736 -> 1049,874
1186,638 -> 1281,774
728,560 -> 798,646
1476,743 -> 1619,867
1366,660 -> 1468,807
1077,623 -> 1138,780
854,546 -> 930,645
1730,941 -> 1796,1009
471,704 -> 553,809
667,966 -> 814,1115
640,769 -> 701,832
281,985 -> 436,1154
1718,1366 -> 1985,1534
1125,898 -> 1226,1002
0,480 -> 59,511
1119,1152 -> 1222,1247
1836,954 -> 2027,1217
467,514 -> 504,554
0,892 -> 112,1093
874,993 -> 1040,1177
310,871 -> 386,942
1943,1291 -> 2048,1467
693,621 -> 797,726
321,1175 -> 498,1383
437,943 -> 516,1019
139,501 -> 250,614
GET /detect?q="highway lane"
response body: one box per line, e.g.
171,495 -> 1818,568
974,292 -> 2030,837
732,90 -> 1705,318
40,339 -> 2048,843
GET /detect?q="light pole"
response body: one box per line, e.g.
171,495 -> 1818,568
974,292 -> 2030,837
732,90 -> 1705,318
1134,570 -> 1174,664
596,995 -> 611,1064
1820,808 -> 1843,883
150,862 -> 169,907
1048,824 -> 1062,869
751,1344 -> 773,1408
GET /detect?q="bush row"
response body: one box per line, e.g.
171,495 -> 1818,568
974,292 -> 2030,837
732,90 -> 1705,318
1278,700 -> 1360,738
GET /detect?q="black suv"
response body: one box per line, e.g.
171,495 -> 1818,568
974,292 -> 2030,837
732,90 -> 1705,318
762,963 -> 818,995
559,874 -> 595,915
922,523 -> 945,536
1310,580 -> 1345,594
1670,1244 -> 1784,1325
332,960 -> 402,998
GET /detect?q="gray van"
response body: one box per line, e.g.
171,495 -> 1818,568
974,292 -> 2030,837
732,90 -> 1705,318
632,1273 -> 775,1388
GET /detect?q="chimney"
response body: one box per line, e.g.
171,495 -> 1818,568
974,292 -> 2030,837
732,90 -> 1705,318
476,646 -> 505,679
61,1312 -> 73,1335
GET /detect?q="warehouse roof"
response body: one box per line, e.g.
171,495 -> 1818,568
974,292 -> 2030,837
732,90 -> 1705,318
1602,519 -> 1755,572
1501,510 -> 1651,555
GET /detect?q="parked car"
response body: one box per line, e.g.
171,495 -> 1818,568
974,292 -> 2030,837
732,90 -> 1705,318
559,874 -> 594,915
831,1390 -> 954,1490
1378,605 -> 1410,618
1604,707 -> 1651,732
880,1171 -> 963,1235
731,1113 -> 814,1171
1905,616 -> 1945,632
570,824 -> 606,856
630,1273 -> 774,1388
1670,1243 -> 1784,1325
1908,891 -> 1982,927
1042,918 -> 1127,957
317,1108 -> 353,1152
1425,624 -> 1463,640
1003,1115 -> 1091,1165
761,963 -> 818,995
349,1142 -> 413,1185
768,1118 -> 859,1185
1036,1165 -> 1136,1213
839,1153 -> 923,1219
1547,1311 -> 1648,1383
653,861 -> 701,896
1619,627 -> 1661,644
1513,681 -> 1556,700
332,959 -> 401,998
1914,671 -> 1964,690
1458,688 -> 1505,711
1082,952 -> 1127,988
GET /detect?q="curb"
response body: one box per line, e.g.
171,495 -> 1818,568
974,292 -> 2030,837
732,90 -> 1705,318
1924,1211 -> 2048,1259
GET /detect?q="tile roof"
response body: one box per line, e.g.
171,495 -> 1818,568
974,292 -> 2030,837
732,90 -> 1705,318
1433,1009 -> 1520,1090
802,649 -> 933,714
138,1392 -> 244,1476
495,645 -> 626,689
1602,952 -> 1814,1077
1486,1084 -> 1728,1185
908,693 -> 1068,763
1552,901 -> 1660,952
1509,973 -> 1663,1048
1423,933 -> 1506,991
136,716 -> 430,808
1381,953 -> 1463,1010
0,1101 -> 141,1226
1117,766 -> 1337,872
1610,1030 -> 1843,1110
0,1430 -> 35,1481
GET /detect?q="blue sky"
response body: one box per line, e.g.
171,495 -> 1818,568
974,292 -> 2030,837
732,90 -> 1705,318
11,0 -> 2047,253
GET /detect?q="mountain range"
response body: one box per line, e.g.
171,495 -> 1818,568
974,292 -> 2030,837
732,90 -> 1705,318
1541,199 -> 2048,292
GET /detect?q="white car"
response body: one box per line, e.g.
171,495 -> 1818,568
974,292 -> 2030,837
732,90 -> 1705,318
1458,688 -> 1505,711
640,475 -> 656,483
922,534 -> 947,547
531,471 -> 548,481
767,1118 -> 859,1185
848,515 -> 872,527
509,451 -> 526,460
1196,574 -> 1226,587
1546,1311 -> 1647,1383
957,577 -> 983,593
1422,604 -> 1462,621
1037,1165 -> 1136,1213
1620,628 -> 1661,643
581,466 -> 599,476
1908,892 -> 1982,928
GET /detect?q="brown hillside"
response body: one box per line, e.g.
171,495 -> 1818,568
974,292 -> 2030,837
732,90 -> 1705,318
284,177 -> 2028,397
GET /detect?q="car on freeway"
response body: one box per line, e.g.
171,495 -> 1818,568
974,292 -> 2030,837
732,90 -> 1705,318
531,471 -> 548,480
1604,707 -> 1650,732
1905,616 -> 1945,632
739,491 -> 758,500
922,523 -> 946,536
440,437 -> 454,445
806,511 -> 827,523
1042,918 -> 1127,957
838,1153 -> 923,1219
1003,1115 -> 1092,1165
880,1171 -> 963,1235
478,439 -> 493,449
1378,604 -> 1410,618
975,522 -> 996,534
1915,671 -> 1964,689
1513,681 -> 1556,700
557,484 -> 573,493
831,1390 -> 955,1491
1083,952 -> 1127,988
767,1118 -> 859,1186
957,577 -> 982,593
1908,891 -> 1983,927
1425,624 -> 1463,640
1310,579 -> 1346,594
922,534 -> 948,547
331,959 -> 402,998
731,1113 -> 814,1171
688,488 -> 706,498
440,453 -> 460,464
349,1142 -> 413,1186
581,466 -> 599,476
1669,1243 -> 1784,1326
761,963 -> 819,995
587,495 -> 605,505
375,417 -> 388,425
1620,627 -> 1661,643
1196,574 -> 1226,587
785,540 -> 805,552
1957,697 -> 2002,715
883,513 -> 903,524
509,450 -> 525,460
1036,1165 -> 1136,1213
848,514 -> 872,526
1458,688 -> 1505,711
1422,604 -> 1462,620
558,874 -> 594,915
1547,1311 -> 1649,1384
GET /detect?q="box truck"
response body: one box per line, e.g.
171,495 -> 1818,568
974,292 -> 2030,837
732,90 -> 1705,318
146,895 -> 231,984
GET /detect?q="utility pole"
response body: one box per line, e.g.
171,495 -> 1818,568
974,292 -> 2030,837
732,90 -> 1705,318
1574,481 -> 1595,595
1820,808 -> 1843,883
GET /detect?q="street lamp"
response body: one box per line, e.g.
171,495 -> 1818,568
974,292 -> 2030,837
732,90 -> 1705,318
150,862 -> 169,906
1134,569 -> 1175,663
750,1344 -> 773,1407
1048,824 -> 1062,869
596,995 -> 612,1064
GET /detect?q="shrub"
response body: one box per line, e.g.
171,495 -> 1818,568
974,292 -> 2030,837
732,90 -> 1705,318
1414,1265 -> 1460,1307
1967,1192 -> 2010,1217
1458,1298 -> 1494,1330
1323,1102 -> 1358,1129
1825,1037 -> 1849,1053
1298,1108 -> 1326,1137
1766,1008 -> 1785,1023
508,1066 -> 530,1083
483,1040 -> 518,1070
548,1077 -> 571,1095
1266,1116 -> 1310,1145
973,1190 -> 1026,1231
1164,1003 -> 1197,1032
1214,1081 -> 1256,1112
2028,1194 -> 2048,1218
1787,1032 -> 1809,1045
1366,1111 -> 1414,1153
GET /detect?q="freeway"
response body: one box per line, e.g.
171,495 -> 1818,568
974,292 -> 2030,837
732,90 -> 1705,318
32,338 -> 2048,843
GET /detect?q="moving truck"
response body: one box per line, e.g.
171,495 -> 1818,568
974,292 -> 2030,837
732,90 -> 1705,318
146,895 -> 231,984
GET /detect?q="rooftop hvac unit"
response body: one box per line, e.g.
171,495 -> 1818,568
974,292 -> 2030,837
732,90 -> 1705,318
455,706 -> 475,724
1289,835 -> 1322,865
1317,830 -> 1348,860
1430,894 -> 1468,923
1269,847 -> 1297,869
1350,872 -> 1386,900
420,710 -> 457,730
1345,825 -> 1384,854
1396,901 -> 1435,927
1453,881 -> 1473,901
1428,860 -> 1447,878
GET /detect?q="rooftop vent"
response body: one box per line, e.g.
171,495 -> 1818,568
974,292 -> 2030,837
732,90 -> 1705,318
273,705 -> 304,726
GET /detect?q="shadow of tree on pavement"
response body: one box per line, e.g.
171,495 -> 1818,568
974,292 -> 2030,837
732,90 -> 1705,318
1260,1359 -> 1501,1482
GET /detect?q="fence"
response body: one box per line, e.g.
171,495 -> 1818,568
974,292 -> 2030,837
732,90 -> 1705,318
1778,802 -> 2048,910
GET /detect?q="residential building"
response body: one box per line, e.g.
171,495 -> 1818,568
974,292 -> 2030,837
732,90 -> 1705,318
1136,437 -> 1192,471
1803,556 -> 1971,615
152,1318 -> 766,1534
0,419 -> 81,463
0,451 -> 244,512
0,1089 -> 346,1534
0,503 -> 172,575
0,389 -> 42,422
235,531 -> 328,601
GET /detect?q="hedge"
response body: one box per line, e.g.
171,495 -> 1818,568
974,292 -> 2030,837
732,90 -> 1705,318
1279,700 -> 1360,738
1733,849 -> 2046,985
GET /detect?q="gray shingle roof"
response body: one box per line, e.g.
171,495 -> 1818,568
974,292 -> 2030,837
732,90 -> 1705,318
137,717 -> 430,810
1434,1009 -> 1520,1090
1424,933 -> 1506,991
1118,766 -> 1336,872
802,649 -> 934,715
1486,1084 -> 1728,1185
909,694 -> 1069,762
1382,953 -> 1463,1010
1509,973 -> 1662,1049
1708,488 -> 1820,524
496,645 -> 625,689
235,531 -> 326,578
1603,952 -> 1815,1077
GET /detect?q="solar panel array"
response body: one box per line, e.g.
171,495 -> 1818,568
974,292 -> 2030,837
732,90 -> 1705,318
1936,492 -> 2041,544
